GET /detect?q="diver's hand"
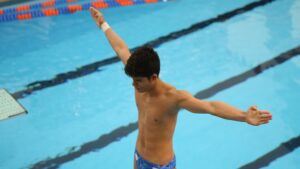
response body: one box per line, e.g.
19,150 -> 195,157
246,106 -> 272,126
89,7 -> 105,27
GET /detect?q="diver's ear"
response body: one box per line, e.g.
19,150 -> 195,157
151,74 -> 158,81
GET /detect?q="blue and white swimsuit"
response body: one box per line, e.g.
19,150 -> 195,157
135,149 -> 176,169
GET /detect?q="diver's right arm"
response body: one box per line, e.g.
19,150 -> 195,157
90,7 -> 131,65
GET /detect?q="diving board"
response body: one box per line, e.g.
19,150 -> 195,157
0,89 -> 27,121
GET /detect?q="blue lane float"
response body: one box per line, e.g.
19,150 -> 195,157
0,0 -> 172,23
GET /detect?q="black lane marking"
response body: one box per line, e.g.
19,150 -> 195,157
27,46 -> 300,169
12,0 -> 276,100
239,135 -> 300,169
12,57 -> 119,99
195,45 -> 300,99
29,122 -> 138,169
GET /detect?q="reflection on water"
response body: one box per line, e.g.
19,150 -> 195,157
226,12 -> 271,65
291,57 -> 300,74
289,0 -> 300,39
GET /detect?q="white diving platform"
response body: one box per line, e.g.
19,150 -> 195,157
0,89 -> 27,121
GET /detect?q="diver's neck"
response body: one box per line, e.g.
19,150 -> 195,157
147,78 -> 166,97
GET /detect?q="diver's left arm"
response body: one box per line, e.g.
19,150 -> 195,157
177,90 -> 272,126
90,7 -> 130,65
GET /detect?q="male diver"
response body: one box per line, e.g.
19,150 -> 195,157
90,7 -> 272,169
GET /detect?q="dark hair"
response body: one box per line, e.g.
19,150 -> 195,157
125,46 -> 160,78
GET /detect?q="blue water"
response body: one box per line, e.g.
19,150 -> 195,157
0,0 -> 300,169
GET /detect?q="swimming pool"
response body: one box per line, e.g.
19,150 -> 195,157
0,0 -> 299,168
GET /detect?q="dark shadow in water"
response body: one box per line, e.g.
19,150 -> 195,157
0,0 -> 34,8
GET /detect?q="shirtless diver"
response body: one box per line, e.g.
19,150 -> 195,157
90,7 -> 272,169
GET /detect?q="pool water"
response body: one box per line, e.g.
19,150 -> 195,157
0,0 -> 300,168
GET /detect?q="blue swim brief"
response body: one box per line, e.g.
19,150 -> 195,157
135,149 -> 176,169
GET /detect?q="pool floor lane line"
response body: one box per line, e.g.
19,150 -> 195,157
12,0 -> 277,100
29,122 -> 138,169
195,45 -> 300,99
27,45 -> 300,169
239,135 -> 300,169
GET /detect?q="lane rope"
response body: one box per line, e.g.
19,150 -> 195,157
0,0 -> 171,23
0,0 -> 78,15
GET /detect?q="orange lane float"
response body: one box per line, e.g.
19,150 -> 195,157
116,0 -> 134,6
42,9 -> 59,16
0,0 -> 173,23
16,13 -> 32,20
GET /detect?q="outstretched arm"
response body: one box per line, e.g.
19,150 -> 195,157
177,90 -> 272,126
90,7 -> 131,65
